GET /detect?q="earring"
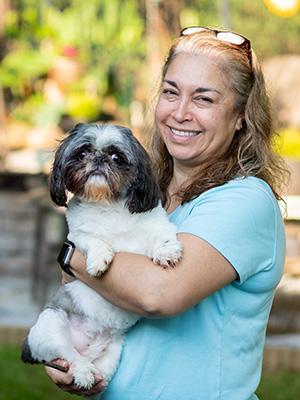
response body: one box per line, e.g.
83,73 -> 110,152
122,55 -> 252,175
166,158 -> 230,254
237,120 -> 244,131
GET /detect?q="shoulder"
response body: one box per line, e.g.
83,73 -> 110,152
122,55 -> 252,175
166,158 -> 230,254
210,177 -> 279,220
173,177 -> 285,284
172,177 -> 280,229
201,177 -> 277,208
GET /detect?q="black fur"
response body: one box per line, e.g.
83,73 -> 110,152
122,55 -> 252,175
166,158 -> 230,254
125,133 -> 160,213
50,124 -> 85,207
21,337 -> 39,365
50,123 -> 160,213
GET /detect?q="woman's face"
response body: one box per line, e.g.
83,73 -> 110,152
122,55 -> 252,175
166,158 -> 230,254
155,53 -> 243,169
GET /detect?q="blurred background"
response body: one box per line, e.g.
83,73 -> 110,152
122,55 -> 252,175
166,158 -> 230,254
1,0 -> 300,398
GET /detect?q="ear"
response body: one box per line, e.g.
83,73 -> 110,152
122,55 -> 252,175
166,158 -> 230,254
125,139 -> 160,214
50,124 -> 85,207
50,142 -> 69,207
235,113 -> 244,131
50,154 -> 68,207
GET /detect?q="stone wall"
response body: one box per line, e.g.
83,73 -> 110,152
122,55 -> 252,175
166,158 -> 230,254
0,191 -> 37,276
0,186 -> 65,277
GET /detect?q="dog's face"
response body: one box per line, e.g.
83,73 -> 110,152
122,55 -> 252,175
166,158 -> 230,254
50,124 -> 160,213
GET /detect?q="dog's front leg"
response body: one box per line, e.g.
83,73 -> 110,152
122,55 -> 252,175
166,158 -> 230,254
149,224 -> 183,268
68,234 -> 115,277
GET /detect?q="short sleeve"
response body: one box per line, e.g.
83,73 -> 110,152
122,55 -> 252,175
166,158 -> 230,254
173,178 -> 283,284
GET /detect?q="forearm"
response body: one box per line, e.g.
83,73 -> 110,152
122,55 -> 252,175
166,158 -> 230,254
70,250 -> 170,317
69,233 -> 238,318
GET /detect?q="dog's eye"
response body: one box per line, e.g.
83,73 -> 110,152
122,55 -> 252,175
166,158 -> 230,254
79,151 -> 88,159
110,154 -> 120,163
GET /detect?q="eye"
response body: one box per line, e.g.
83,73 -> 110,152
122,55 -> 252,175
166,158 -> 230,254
162,88 -> 178,99
199,97 -> 212,102
110,153 -> 120,162
163,89 -> 177,95
193,96 -> 214,105
109,152 -> 127,166
76,146 -> 93,161
79,150 -> 88,160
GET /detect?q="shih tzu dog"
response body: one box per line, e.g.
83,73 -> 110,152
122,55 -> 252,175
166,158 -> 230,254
21,123 -> 182,393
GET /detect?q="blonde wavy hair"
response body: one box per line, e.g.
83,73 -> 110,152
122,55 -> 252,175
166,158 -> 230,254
148,30 -> 289,206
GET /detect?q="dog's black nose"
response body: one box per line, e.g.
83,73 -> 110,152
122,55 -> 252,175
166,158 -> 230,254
92,155 -> 105,165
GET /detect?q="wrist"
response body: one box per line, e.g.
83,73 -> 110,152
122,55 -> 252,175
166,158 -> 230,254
57,241 -> 76,277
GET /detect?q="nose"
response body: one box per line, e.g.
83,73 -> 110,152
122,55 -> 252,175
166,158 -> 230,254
171,97 -> 193,122
92,155 -> 105,165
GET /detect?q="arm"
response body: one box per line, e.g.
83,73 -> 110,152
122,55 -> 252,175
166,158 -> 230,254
45,232 -> 237,392
69,232 -> 238,318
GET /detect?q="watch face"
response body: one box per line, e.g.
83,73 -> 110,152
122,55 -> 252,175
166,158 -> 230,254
57,242 -> 75,266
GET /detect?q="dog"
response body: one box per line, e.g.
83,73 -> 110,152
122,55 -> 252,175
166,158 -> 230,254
21,123 -> 182,393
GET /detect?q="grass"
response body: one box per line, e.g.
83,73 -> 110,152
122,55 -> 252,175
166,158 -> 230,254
1,343 -> 300,399
0,344 -> 73,400
256,369 -> 300,399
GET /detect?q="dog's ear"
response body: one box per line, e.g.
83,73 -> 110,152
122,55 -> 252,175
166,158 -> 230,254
50,151 -> 68,207
50,124 -> 85,207
125,137 -> 160,214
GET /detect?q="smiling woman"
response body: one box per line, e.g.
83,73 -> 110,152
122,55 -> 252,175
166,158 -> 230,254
45,28 -> 288,400
155,53 -> 243,173
151,29 -> 286,211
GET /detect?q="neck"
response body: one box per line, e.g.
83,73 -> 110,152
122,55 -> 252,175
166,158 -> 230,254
165,164 -> 193,215
170,162 -> 195,193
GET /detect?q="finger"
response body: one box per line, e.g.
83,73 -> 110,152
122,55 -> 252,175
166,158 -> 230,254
44,360 -> 73,385
42,360 -> 69,372
62,271 -> 77,285
65,374 -> 108,396
75,377 -> 109,396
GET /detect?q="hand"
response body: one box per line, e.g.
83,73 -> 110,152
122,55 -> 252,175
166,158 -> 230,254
61,271 -> 77,285
44,359 -> 108,396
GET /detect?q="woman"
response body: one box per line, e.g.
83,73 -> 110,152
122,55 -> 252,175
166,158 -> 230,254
46,27 -> 287,399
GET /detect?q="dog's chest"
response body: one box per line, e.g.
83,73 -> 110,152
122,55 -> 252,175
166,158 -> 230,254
66,199 -> 153,252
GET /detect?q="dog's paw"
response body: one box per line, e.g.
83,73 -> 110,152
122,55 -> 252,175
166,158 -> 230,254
73,362 -> 97,390
86,249 -> 114,277
152,239 -> 183,268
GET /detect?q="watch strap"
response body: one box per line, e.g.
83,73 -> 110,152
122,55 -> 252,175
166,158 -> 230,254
57,241 -> 76,277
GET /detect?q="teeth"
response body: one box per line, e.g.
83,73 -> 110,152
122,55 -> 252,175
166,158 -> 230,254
171,128 -> 199,137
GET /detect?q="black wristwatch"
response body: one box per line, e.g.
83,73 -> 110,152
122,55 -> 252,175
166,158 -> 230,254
57,241 -> 76,277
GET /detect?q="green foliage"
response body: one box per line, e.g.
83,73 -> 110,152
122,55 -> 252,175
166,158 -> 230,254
256,369 -> 300,399
2,0 -> 145,125
64,92 -> 100,120
0,50 -> 53,98
180,0 -> 300,60
0,344 -> 73,400
10,94 -> 63,127
224,0 -> 300,59
1,0 -> 300,127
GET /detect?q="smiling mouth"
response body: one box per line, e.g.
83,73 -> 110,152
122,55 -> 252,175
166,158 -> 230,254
170,128 -> 200,137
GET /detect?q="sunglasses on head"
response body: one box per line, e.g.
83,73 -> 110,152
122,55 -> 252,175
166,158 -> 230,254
180,27 -> 252,69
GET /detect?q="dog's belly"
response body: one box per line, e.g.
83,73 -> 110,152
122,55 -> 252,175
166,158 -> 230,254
68,315 -> 110,358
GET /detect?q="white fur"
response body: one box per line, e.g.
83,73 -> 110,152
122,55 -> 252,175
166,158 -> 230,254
26,200 -> 181,391
23,124 -> 183,395
67,198 -> 182,275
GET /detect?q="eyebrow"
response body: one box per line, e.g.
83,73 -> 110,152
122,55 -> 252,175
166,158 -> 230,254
163,79 -> 221,95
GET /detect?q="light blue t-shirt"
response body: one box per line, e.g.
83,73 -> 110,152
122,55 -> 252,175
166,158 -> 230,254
101,177 -> 286,400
